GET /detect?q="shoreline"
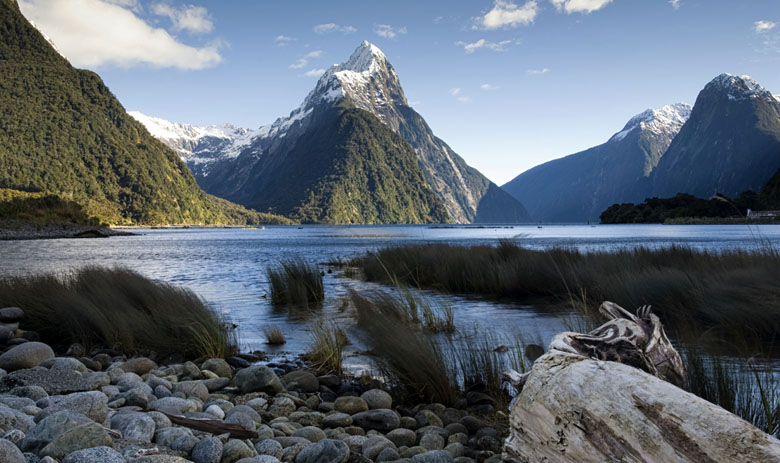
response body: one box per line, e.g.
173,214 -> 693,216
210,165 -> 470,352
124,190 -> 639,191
0,219 -> 136,241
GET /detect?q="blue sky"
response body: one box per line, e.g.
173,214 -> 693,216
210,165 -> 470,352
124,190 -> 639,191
18,0 -> 780,184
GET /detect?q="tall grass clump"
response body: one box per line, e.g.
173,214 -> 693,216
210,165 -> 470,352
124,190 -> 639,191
351,290 -> 459,405
306,320 -> 349,375
683,347 -> 780,437
263,326 -> 286,345
267,259 -> 324,307
0,266 -> 235,358
356,242 -> 780,344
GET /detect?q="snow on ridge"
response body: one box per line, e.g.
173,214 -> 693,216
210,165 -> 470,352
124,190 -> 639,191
708,73 -> 775,102
610,103 -> 691,142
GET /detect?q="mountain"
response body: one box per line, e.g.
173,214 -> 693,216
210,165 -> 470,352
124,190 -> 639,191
0,0 -> 287,225
134,41 -> 529,224
651,74 -> 780,199
502,104 -> 691,222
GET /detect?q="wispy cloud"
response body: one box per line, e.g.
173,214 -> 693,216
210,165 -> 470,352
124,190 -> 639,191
449,88 -> 471,103
313,23 -> 357,34
274,35 -> 295,46
290,50 -> 323,69
480,83 -> 500,90
755,20 -> 776,33
450,88 -> 462,96
151,3 -> 214,34
550,0 -> 614,14
474,0 -> 538,30
304,68 -> 325,77
527,67 -> 550,75
18,0 -> 222,70
456,38 -> 515,54
668,0 -> 681,9
374,24 -> 407,39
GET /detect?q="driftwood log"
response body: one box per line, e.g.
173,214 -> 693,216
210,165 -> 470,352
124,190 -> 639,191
160,411 -> 259,439
503,302 -> 780,463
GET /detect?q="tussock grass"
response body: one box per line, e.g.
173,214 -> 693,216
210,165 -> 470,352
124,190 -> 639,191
263,326 -> 286,345
684,347 -> 780,436
307,320 -> 348,375
267,259 -> 324,307
356,241 -> 780,343
0,266 -> 235,358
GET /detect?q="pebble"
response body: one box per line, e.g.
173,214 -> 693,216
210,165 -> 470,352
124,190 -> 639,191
191,436 -> 223,463
0,342 -> 55,371
334,397 -> 369,415
360,390 -> 392,410
0,437 -> 25,463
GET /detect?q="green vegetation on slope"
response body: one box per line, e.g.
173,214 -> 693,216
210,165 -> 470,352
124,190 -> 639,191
248,107 -> 449,224
0,188 -> 99,225
0,0 -> 289,225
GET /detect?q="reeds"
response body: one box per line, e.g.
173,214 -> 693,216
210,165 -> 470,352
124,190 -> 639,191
267,258 -> 324,307
356,241 -> 780,344
0,266 -> 235,358
263,326 -> 286,345
307,320 -> 349,375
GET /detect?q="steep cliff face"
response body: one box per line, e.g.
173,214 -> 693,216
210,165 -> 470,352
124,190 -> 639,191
651,74 -> 780,199
502,104 -> 691,222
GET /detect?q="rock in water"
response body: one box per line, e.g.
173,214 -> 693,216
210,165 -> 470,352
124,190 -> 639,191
0,342 -> 55,371
503,302 -> 780,463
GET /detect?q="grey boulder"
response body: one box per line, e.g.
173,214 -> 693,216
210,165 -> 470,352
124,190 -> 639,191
62,446 -> 126,463
295,438 -> 350,463
0,437 -> 24,463
234,365 -> 285,395
0,342 -> 55,371
110,411 -> 156,442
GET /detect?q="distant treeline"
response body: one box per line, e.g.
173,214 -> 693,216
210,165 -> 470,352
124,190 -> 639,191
600,168 -> 780,224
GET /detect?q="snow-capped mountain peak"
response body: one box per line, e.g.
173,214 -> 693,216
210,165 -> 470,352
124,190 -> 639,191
610,103 -> 692,142
706,73 -> 776,103
339,40 -> 387,73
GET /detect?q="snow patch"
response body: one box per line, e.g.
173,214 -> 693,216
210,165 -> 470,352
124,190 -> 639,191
707,73 -> 776,103
609,103 -> 691,143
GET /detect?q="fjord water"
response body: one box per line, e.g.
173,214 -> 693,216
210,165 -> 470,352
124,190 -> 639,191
1,224 -> 779,358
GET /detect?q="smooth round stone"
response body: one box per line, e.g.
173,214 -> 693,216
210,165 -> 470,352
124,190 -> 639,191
476,436 -> 502,454
205,404 -> 226,419
0,437 -> 24,463
10,385 -> 48,401
419,434 -> 445,451
234,365 -> 284,394
225,411 -> 258,432
226,405 -> 262,424
0,342 -> 54,371
400,416 -> 418,429
2,429 -> 25,444
62,446 -> 125,463
268,396 -> 297,418
282,370 -> 319,393
447,433 -> 468,446
40,357 -> 88,373
444,443 -> 465,458
34,391 -> 108,424
154,427 -> 194,448
386,428 -> 417,448
444,423 -> 468,437
19,410 -> 91,453
149,397 -> 199,414
334,397 -> 368,415
322,412 -> 352,428
223,439 -> 255,462
39,422 -> 112,460
295,438 -> 350,463
411,450 -> 454,463
255,438 -> 284,459
110,411 -> 156,442
458,416 -> 485,433
376,447 -> 401,462
352,409 -> 400,432
0,307 -> 24,323
362,436 -> 397,460
360,390 -> 392,410
174,381 -> 209,401
192,436 -> 223,463
171,434 -> 200,453
292,426 -> 326,442
119,357 -> 158,376
414,411 -> 443,429
146,411 -> 172,429
201,358 -> 232,378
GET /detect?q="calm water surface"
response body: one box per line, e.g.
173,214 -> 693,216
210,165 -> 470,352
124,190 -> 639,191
2,224 -> 779,364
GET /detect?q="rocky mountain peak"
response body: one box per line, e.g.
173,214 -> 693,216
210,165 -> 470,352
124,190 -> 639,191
703,73 -> 776,103
610,103 -> 691,142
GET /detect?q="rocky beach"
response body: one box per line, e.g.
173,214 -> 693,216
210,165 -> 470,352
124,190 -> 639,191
0,305 -> 505,463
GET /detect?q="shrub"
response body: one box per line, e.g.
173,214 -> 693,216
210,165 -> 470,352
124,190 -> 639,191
263,326 -> 286,345
306,320 -> 349,375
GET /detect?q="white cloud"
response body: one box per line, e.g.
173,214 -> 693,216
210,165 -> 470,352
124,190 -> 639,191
304,68 -> 325,77
480,83 -> 500,90
668,0 -> 681,9
755,20 -> 776,33
18,0 -> 222,70
550,0 -> 614,14
374,24 -> 407,39
313,23 -> 357,34
474,0 -> 538,30
527,67 -> 550,75
456,38 -> 515,54
450,88 -> 462,96
457,96 -> 472,103
290,50 -> 323,69
151,3 -> 213,34
274,35 -> 295,46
